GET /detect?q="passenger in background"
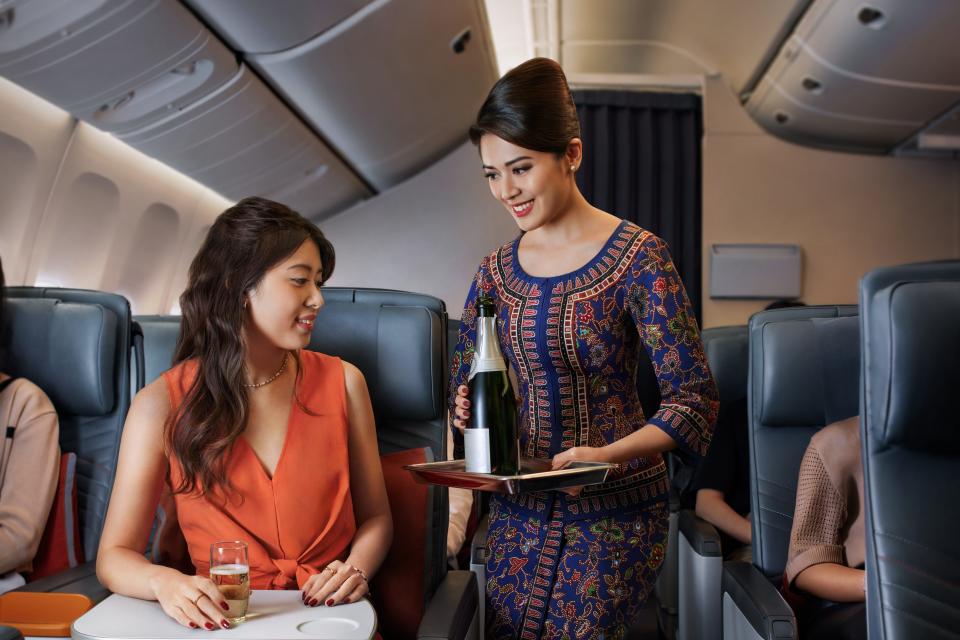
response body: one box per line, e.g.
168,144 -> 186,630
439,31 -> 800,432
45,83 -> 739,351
97,198 -> 392,630
785,415 -> 866,639
450,58 -> 718,638
691,394 -> 751,561
0,255 -> 60,594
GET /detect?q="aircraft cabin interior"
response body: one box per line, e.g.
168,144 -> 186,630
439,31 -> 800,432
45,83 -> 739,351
0,1 -> 958,640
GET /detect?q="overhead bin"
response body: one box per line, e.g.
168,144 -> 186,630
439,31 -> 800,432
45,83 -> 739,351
797,0 -> 960,87
0,0 -> 238,135
249,0 -> 497,191
118,65 -> 370,217
747,75 -> 917,149
746,0 -> 960,153
186,0 -> 373,54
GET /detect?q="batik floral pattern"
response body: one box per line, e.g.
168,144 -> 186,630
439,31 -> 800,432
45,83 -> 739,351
448,221 -> 718,637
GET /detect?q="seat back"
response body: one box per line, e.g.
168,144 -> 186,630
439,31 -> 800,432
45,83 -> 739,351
3,288 -> 133,562
132,315 -> 181,389
748,305 -> 859,579
860,261 -> 960,640
309,288 -> 447,459
704,325 -> 749,412
676,325 -> 748,640
308,287 -> 449,604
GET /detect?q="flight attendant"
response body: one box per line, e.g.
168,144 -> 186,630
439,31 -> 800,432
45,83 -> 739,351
450,58 -> 718,638
97,197 -> 392,630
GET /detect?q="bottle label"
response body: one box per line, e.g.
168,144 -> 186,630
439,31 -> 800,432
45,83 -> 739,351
464,428 -> 492,473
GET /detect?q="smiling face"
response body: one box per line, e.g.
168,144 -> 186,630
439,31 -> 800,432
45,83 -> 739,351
480,134 -> 581,232
244,238 -> 324,352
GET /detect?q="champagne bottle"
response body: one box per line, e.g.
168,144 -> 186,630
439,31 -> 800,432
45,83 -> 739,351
464,295 -> 521,475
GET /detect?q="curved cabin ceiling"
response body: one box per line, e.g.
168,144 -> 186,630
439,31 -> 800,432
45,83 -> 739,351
1,0 -> 956,229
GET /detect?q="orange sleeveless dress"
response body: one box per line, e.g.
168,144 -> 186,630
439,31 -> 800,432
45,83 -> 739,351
162,350 -> 356,589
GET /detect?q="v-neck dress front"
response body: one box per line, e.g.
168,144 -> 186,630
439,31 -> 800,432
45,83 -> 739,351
163,350 -> 356,589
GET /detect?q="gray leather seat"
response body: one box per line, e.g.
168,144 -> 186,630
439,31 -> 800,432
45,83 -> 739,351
131,315 -> 181,390
678,325 -> 749,640
722,305 -> 860,640
310,288 -> 448,460
3,288 -> 134,602
860,261 -> 960,640
309,288 -> 478,639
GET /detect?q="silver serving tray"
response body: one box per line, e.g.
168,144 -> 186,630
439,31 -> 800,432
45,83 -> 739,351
404,458 -> 615,494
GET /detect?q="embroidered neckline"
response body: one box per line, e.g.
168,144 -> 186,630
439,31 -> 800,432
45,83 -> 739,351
507,219 -> 630,283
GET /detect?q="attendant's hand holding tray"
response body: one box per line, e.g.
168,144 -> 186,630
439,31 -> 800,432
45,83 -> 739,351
404,457 -> 615,494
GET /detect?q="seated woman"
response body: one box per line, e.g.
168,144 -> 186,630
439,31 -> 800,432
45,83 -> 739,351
785,415 -> 866,639
0,255 -> 60,594
97,197 -> 392,630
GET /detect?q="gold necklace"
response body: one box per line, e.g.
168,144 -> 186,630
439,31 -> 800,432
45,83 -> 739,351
243,353 -> 288,389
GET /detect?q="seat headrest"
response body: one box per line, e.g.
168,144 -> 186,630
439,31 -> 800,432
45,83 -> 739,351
3,297 -> 117,415
871,280 -> 960,452
755,307 -> 859,427
309,301 -> 442,421
702,326 -> 748,403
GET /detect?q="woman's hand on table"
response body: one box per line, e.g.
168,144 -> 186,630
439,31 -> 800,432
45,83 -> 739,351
452,385 -> 470,432
302,560 -> 369,607
149,571 -> 231,630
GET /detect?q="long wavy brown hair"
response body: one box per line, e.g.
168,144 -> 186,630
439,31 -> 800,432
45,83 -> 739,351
168,197 -> 334,498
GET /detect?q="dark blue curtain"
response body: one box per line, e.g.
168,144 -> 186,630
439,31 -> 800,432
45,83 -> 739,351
573,90 -> 704,321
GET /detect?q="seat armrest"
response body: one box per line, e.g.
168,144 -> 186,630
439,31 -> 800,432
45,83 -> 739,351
721,562 -> 796,640
417,570 -> 478,640
679,510 -> 722,557
0,592 -> 92,637
11,561 -> 109,604
470,514 -> 489,565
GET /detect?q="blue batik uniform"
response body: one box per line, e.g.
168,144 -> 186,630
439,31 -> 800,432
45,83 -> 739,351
449,220 -> 718,639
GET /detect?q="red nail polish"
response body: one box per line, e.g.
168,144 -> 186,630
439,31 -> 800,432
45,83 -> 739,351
326,599 -> 335,606
310,598 -> 318,606
204,622 -> 214,630
221,601 -> 230,611
189,622 -> 198,629
221,620 -> 230,629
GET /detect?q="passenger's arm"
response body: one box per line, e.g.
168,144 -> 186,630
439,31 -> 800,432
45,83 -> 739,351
794,563 -> 865,603
784,443 -> 863,601
303,362 -> 392,607
695,489 -> 751,545
0,385 -> 58,574
96,380 -> 231,629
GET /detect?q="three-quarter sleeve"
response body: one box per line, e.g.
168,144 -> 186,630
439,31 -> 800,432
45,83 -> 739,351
784,442 -> 848,587
0,381 -> 60,574
625,234 -> 718,461
447,256 -> 495,459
